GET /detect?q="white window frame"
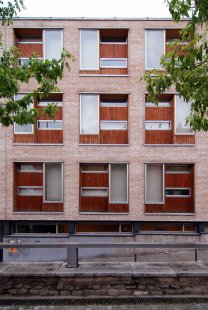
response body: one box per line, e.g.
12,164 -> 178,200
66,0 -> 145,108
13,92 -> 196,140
165,165 -> 192,174
100,58 -> 127,68
100,100 -> 128,107
80,29 -> 99,70
18,164 -> 43,173
37,120 -> 63,130
109,163 -> 128,204
174,95 -> 194,136
145,29 -> 166,70
145,121 -> 171,130
145,100 -> 171,107
145,163 -> 165,204
100,38 -> 127,44
165,187 -> 191,197
43,29 -> 63,61
17,186 -> 43,196
43,163 -> 64,203
81,187 -> 108,197
18,57 -> 43,66
80,94 -> 100,135
100,120 -> 128,130
13,94 -> 34,134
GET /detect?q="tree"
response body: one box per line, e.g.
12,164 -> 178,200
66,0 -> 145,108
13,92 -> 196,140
143,0 -> 208,131
0,0 -> 74,127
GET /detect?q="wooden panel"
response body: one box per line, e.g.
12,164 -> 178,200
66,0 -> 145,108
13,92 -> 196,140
81,173 -> 108,187
13,134 -> 34,143
100,44 -> 127,58
42,203 -> 63,212
100,130 -> 128,144
80,68 -> 128,75
145,130 -> 173,144
108,204 -> 129,213
16,172 -> 43,186
100,107 -> 128,120
145,107 -> 172,121
145,198 -> 194,213
16,43 -> 43,58
100,29 -> 128,37
36,130 -> 63,144
15,196 -> 42,212
174,135 -> 195,144
79,135 -> 100,144
165,173 -> 193,187
80,197 -> 108,212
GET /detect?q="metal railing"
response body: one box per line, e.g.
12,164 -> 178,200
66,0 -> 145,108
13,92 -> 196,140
1,242 -> 208,268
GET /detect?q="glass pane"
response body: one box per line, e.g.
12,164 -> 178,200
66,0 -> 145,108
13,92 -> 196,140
145,122 -> 170,130
145,100 -> 170,107
14,123 -> 33,133
38,121 -> 62,129
146,30 -> 165,69
44,30 -> 62,60
45,163 -> 62,201
18,187 -> 43,196
110,164 -> 127,203
146,164 -> 163,203
80,30 -> 99,69
100,58 -> 127,68
80,94 -> 99,134
165,188 -> 190,196
100,121 -> 127,130
19,164 -> 43,172
175,95 -> 193,134
76,223 -> 119,233
100,100 -> 127,107
165,165 -> 191,174
81,188 -> 108,197
101,37 -> 127,43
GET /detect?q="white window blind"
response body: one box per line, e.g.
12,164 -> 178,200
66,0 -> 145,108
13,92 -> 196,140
145,164 -> 164,203
80,30 -> 99,69
45,163 -> 63,202
44,29 -> 62,60
146,30 -> 165,69
80,94 -> 99,134
110,164 -> 128,203
175,95 -> 193,134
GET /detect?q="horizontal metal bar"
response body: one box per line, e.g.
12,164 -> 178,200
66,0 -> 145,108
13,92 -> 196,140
1,242 -> 208,249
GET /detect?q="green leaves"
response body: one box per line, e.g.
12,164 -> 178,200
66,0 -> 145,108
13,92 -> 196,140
143,0 -> 208,131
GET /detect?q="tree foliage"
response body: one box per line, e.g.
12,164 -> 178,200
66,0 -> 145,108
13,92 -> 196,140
0,0 -> 74,127
143,0 -> 208,131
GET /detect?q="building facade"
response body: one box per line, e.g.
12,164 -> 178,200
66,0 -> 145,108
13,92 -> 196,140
0,17 -> 207,262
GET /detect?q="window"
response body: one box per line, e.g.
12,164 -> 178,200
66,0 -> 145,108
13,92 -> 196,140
145,164 -> 164,204
80,94 -> 99,134
145,164 -> 194,214
44,163 -> 63,202
13,94 -> 33,134
145,121 -> 171,130
80,29 -> 128,72
14,162 -> 63,212
145,29 -> 184,70
80,94 -> 128,144
80,163 -> 128,213
80,29 -> 99,70
76,222 -> 132,234
175,95 -> 193,134
145,100 -> 170,107
37,120 -> 63,130
15,28 -> 62,62
146,30 -> 165,69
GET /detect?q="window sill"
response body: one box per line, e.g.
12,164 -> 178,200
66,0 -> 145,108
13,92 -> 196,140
13,143 -> 64,146
13,212 -> 64,215
144,144 -> 195,147
79,144 -> 129,146
79,212 -> 129,215
79,74 -> 129,77
144,213 -> 195,216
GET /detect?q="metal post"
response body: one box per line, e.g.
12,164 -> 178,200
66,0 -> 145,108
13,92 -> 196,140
195,249 -> 198,262
66,246 -> 78,268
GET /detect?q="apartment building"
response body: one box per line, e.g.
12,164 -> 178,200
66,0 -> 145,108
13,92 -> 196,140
0,17 -> 207,262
